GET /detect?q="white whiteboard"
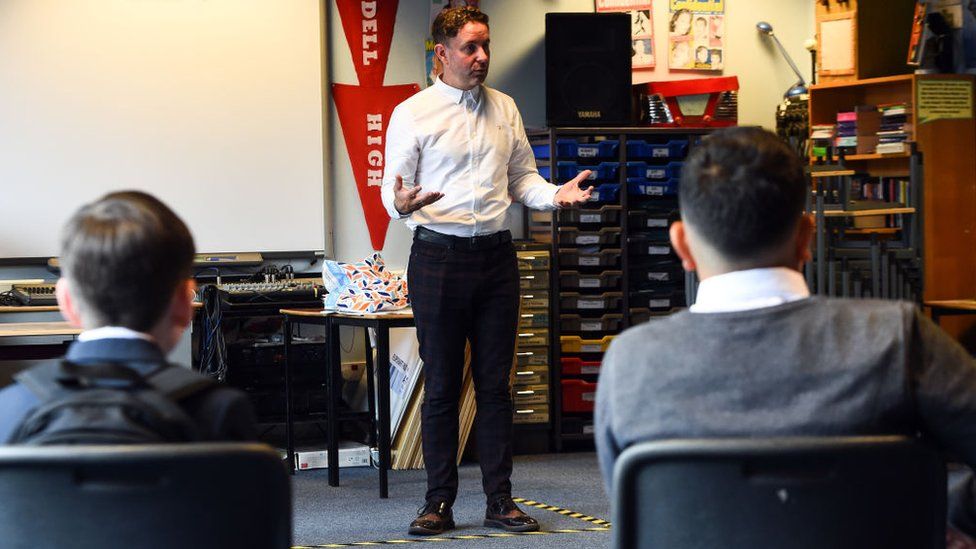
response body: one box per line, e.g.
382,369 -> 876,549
0,0 -> 325,258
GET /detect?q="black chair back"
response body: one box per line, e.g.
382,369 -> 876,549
0,443 -> 291,549
612,436 -> 946,549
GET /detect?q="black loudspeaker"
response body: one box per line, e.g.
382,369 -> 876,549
546,12 -> 632,127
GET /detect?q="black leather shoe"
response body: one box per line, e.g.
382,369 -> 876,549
408,500 -> 455,536
484,496 -> 539,532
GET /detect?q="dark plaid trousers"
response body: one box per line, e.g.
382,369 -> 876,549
407,234 -> 520,505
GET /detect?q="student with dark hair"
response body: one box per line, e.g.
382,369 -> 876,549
382,5 -> 592,537
0,191 -> 257,443
595,127 -> 976,537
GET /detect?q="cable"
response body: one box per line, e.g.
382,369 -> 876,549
199,284 -> 228,382
0,291 -> 19,306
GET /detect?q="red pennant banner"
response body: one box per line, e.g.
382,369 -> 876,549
335,0 -> 399,87
332,83 -> 419,251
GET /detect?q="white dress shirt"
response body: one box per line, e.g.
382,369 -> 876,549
77,326 -> 155,342
690,267 -> 811,313
381,76 -> 558,237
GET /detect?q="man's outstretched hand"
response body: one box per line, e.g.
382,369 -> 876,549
553,170 -> 594,208
394,175 -> 444,215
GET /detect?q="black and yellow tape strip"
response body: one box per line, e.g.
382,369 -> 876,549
511,497 -> 612,528
292,496 -> 611,548
292,527 -> 609,548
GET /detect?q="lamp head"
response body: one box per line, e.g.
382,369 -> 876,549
756,21 -> 774,35
785,81 -> 808,98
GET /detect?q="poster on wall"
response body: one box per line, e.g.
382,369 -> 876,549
426,0 -> 480,87
668,0 -> 724,71
333,0 -> 420,251
596,0 -> 655,70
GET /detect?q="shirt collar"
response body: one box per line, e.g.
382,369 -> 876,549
433,75 -> 482,105
690,267 -> 810,314
78,326 -> 156,343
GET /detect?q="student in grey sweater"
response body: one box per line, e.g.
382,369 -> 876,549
595,127 -> 976,537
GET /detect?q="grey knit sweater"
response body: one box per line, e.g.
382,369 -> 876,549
596,297 -> 976,497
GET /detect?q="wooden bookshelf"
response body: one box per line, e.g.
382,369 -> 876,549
809,74 -> 976,343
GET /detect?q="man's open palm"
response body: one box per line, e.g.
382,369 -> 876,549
394,175 -> 444,215
554,170 -> 594,208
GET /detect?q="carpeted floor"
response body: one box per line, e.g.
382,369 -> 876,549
291,451 -> 611,548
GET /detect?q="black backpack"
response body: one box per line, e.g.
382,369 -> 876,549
8,360 -> 215,445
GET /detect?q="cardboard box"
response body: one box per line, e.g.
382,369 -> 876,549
290,441 -> 371,471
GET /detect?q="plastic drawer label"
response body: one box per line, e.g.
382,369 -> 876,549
648,245 -> 671,255
652,148 -> 669,158
647,219 -> 668,227
581,344 -> 601,352
579,278 -> 600,288
645,186 -> 664,196
578,299 -> 604,309
649,299 -> 670,308
580,321 -> 602,331
583,392 -> 596,401
580,213 -> 601,223
578,146 -> 598,157
646,168 -> 666,179
582,366 -> 601,374
583,424 -> 595,434
576,235 -> 600,245
579,257 -> 600,266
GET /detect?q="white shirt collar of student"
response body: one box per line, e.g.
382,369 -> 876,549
77,326 -> 156,343
690,267 -> 810,314
432,75 -> 482,105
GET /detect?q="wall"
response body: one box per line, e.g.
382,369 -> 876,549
329,0 -> 815,267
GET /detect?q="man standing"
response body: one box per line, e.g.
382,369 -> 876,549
381,6 -> 591,536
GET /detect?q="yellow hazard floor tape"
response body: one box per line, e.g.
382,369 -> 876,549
292,497 -> 611,548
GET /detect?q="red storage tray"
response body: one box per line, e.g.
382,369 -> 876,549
561,357 -> 602,375
562,379 -> 598,413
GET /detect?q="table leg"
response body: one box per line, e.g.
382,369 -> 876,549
375,325 -> 392,499
283,317 -> 295,475
327,318 -> 341,487
364,328 -> 377,448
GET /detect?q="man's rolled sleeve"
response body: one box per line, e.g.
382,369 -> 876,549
381,104 -> 419,220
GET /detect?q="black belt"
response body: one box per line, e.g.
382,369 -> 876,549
414,226 -> 512,251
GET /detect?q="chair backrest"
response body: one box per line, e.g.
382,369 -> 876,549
612,436 -> 946,549
0,443 -> 291,549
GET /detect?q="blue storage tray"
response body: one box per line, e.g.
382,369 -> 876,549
532,143 -> 550,160
627,178 -> 679,197
644,162 -> 684,181
626,139 -> 689,159
585,183 -> 620,203
557,161 -> 619,182
537,164 -> 551,180
558,138 -> 619,160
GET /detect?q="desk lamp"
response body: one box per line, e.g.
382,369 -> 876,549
757,21 -> 808,98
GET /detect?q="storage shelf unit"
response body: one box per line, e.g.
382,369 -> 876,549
537,127 -> 713,449
808,74 -> 976,339
512,243 -> 553,454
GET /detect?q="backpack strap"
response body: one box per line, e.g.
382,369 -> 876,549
145,364 -> 217,402
15,360 -> 216,403
13,359 -> 70,401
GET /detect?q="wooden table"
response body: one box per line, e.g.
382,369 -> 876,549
280,308 -> 414,498
924,300 -> 976,327
0,321 -> 81,360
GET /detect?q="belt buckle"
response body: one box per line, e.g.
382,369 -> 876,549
471,234 -> 488,249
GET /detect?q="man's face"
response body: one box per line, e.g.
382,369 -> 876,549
436,21 -> 489,90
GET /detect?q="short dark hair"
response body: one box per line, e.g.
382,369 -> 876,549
678,127 -> 806,260
431,6 -> 488,46
60,191 -> 195,331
